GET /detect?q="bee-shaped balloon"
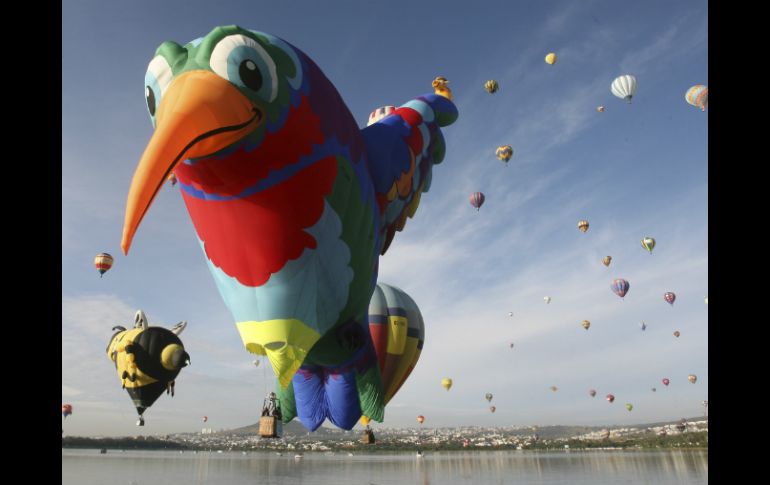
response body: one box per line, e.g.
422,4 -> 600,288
107,310 -> 190,426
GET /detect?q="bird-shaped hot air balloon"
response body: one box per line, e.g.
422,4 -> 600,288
582,320 -> 591,330
577,220 -> 589,233
664,292 -> 676,306
367,106 -> 396,127
107,310 -> 190,426
544,296 -> 551,304
602,256 -> 612,267
625,403 -> 633,412
470,192 -> 485,211
611,279 -> 630,299
94,253 -> 114,278
121,27 -> 458,432
642,237 -> 656,254
495,145 -> 513,164
485,393 -> 493,403
589,389 -> 596,397
489,406 -> 496,413
606,394 -> 615,403
359,283 -> 425,425
674,330 -> 681,338
611,75 -> 637,103
62,404 -> 73,419
441,378 -> 453,391
688,374 -> 697,384
685,85 -> 708,111
662,378 -> 670,386
544,53 -> 557,65
484,80 -> 499,94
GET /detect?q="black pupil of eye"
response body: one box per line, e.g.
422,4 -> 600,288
239,59 -> 263,91
146,86 -> 156,116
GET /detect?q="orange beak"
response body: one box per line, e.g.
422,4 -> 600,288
121,70 -> 262,254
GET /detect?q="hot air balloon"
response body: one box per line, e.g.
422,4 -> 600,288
367,106 -> 397,126
611,279 -> 630,299
442,378 -> 453,391
94,253 -> 114,278
602,256 -> 612,267
611,75 -> 637,103
107,310 -> 190,426
167,173 -> 178,186
544,296 -> 551,304
508,312 -> 513,317
662,378 -> 670,386
484,80 -> 499,93
577,220 -> 589,233
470,192 -> 485,211
417,415 -> 425,424
203,416 -> 208,423
582,320 -> 591,330
641,237 -> 656,254
62,404 -> 73,419
651,388 -> 656,392
625,403 -> 633,412
358,283 -> 426,426
606,394 -> 615,403
674,330 -> 681,338
685,85 -> 708,111
640,321 -> 647,331
596,106 -> 605,113
485,393 -> 493,402
664,292 -> 676,305
489,406 -> 496,413
253,359 -> 260,367
688,374 -> 697,384
509,342 -> 514,349
545,53 -> 557,65
550,386 -> 558,392
589,389 -> 596,397
432,77 -> 453,100
496,145 -> 513,164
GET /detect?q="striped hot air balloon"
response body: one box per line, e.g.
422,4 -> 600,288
688,374 -> 697,384
642,237 -> 656,254
611,75 -> 637,103
469,192 -> 485,211
484,80 -> 499,93
495,145 -> 513,163
664,292 -> 676,306
577,220 -> 589,232
94,253 -> 114,278
611,279 -> 630,299
367,105 -> 397,126
685,85 -> 708,111
62,404 -> 73,419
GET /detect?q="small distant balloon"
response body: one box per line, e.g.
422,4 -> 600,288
651,387 -> 656,392
485,393 -> 493,403
509,342 -> 514,349
94,253 -> 114,278
582,320 -> 591,330
62,404 -> 73,419
602,256 -> 612,267
589,389 -> 597,397
550,386 -> 558,392
167,173 -> 177,186
484,80 -> 499,94
508,312 -> 513,317
544,296 -> 551,304
606,394 -> 615,403
469,192 -> 485,211
688,374 -> 697,384
441,378 -> 453,391
674,330 -> 681,338
596,106 -> 605,113
202,416 -> 208,423
545,53 -> 557,65
489,406 -> 496,413
577,220 -> 589,233
685,85 -> 708,111
417,415 -> 425,424
664,292 -> 676,306
625,403 -> 633,412
252,359 -> 260,367
641,237 -> 656,254
662,378 -> 670,386
640,321 -> 647,331
496,145 -> 513,163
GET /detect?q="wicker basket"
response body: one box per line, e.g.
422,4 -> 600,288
259,416 -> 277,437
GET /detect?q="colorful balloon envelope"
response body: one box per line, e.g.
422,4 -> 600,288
674,330 -> 680,338
688,374 -> 697,384
602,256 -> 612,267
417,415 -> 425,424
664,292 -> 676,305
641,237 -> 656,254
485,393 -> 493,402
489,406 -> 496,413
611,74 -> 637,103
367,105 -> 397,126
625,403 -> 633,411
484,80 -> 499,93
367,283 -> 426,407
442,378 -> 453,391
94,253 -> 114,277
611,279 -> 630,299
495,145 -> 513,163
685,85 -> 708,111
577,220 -> 589,232
469,192 -> 485,211
62,404 -> 73,419
545,53 -> 557,65
606,394 -> 615,403
582,320 -> 591,330
662,378 -> 670,386
589,389 -> 596,397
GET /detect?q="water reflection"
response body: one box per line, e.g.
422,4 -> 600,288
62,449 -> 708,485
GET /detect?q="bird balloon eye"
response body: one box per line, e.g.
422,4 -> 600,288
145,86 -> 157,116
210,34 -> 277,101
144,56 -> 173,121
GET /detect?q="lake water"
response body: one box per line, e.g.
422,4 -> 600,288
62,449 -> 708,484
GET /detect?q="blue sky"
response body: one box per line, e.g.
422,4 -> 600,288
62,0 -> 708,436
